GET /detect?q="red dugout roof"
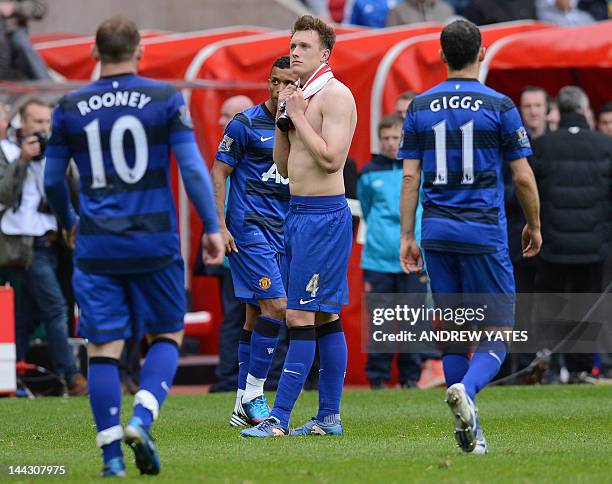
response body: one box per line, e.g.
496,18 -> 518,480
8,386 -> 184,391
372,21 -> 552,154
481,20 -> 612,109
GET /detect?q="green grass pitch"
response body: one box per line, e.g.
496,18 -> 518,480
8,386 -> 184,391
1,385 -> 611,482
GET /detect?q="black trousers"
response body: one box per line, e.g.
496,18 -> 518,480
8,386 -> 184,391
534,259 -> 604,373
511,258 -> 538,376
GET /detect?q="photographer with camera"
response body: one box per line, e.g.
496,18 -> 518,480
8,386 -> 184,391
0,98 -> 86,396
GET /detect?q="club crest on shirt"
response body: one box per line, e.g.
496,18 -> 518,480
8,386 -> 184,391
516,126 -> 531,148
219,134 -> 234,152
259,277 -> 272,290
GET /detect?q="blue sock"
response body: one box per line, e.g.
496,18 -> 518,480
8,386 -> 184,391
88,357 -> 123,464
270,326 -> 316,429
133,338 -> 179,431
443,353 -> 470,387
316,319 -> 347,422
462,340 -> 507,400
238,329 -> 252,392
248,316 -> 282,379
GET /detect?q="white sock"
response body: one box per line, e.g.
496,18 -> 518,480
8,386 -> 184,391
235,389 -> 245,409
243,374 -> 265,403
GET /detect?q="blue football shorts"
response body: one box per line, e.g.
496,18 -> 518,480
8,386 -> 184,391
285,195 -> 353,314
73,257 -> 185,343
424,248 -> 515,326
228,240 -> 287,305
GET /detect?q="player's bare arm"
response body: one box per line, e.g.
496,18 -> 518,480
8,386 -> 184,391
509,157 -> 542,257
399,158 -> 423,273
286,82 -> 355,174
273,83 -> 296,178
211,159 -> 238,254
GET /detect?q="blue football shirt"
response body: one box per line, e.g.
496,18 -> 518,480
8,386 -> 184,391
215,103 -> 290,253
45,73 -> 217,274
398,78 -> 532,254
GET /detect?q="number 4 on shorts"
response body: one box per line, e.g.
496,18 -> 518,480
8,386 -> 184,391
306,274 -> 319,298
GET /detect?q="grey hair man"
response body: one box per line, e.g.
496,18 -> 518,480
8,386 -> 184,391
531,85 -> 612,382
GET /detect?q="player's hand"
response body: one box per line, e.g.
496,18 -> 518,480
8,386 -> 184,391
202,232 -> 225,266
220,227 -> 238,255
277,84 -> 297,115
400,235 -> 423,274
62,225 -> 77,250
19,136 -> 41,162
521,224 -> 542,258
285,88 -> 307,118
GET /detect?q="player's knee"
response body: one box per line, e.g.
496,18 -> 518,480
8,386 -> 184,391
259,297 -> 287,321
315,312 -> 337,326
147,330 -> 183,347
87,339 -> 124,360
244,303 -> 260,331
286,309 -> 315,327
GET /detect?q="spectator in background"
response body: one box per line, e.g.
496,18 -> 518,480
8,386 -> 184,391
0,0 -> 51,80
443,0 -> 470,16
531,86 -> 612,379
0,98 -> 86,395
358,114 -> 428,389
0,17 -> 22,80
597,102 -> 612,136
386,0 -> 455,26
0,102 -> 29,371
599,101 -> 612,377
197,95 -> 252,393
0,104 -> 8,139
349,0 -> 400,27
520,86 -> 549,139
395,90 -> 417,118
536,0 -> 595,26
218,95 -> 253,130
302,0 -> 346,22
505,85 -> 548,382
466,0 -> 536,25
328,0 -> 348,22
547,96 -> 560,132
577,0 -> 609,20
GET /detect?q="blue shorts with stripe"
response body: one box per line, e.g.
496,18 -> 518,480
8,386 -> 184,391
74,257 -> 185,344
285,195 -> 353,314
228,241 -> 287,305
424,248 -> 515,326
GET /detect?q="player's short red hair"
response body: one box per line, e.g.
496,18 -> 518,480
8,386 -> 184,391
291,15 -> 336,53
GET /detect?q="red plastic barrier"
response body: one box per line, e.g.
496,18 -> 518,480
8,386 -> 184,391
0,286 -> 14,343
36,31 -> 167,79
0,286 -> 16,394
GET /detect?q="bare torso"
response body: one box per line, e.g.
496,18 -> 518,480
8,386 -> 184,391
287,79 -> 357,196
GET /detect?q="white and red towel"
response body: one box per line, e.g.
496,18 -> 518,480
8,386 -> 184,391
300,63 -> 334,100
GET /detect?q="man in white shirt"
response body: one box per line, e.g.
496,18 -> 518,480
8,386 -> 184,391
0,98 -> 86,395
536,0 -> 595,26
